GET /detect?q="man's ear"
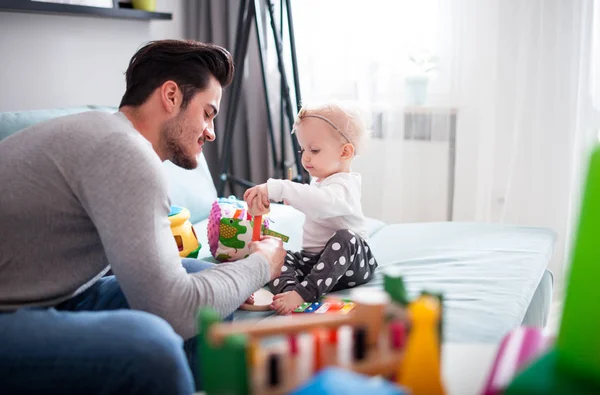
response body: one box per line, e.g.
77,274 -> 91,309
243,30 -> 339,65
341,143 -> 355,160
160,81 -> 180,114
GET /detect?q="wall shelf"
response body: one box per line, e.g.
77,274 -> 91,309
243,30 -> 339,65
0,0 -> 172,21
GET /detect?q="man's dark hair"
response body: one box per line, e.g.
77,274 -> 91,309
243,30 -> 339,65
119,39 -> 234,109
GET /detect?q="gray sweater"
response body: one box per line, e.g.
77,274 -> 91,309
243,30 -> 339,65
0,111 -> 270,339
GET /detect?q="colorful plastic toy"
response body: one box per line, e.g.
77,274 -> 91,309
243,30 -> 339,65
196,274 -> 446,395
291,367 -> 406,395
293,301 -> 321,313
207,196 -> 289,262
384,275 -> 409,306
293,299 -> 356,314
481,327 -> 551,395
397,295 -> 445,395
168,206 -> 201,258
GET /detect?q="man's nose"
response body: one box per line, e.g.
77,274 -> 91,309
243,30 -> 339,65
204,124 -> 216,141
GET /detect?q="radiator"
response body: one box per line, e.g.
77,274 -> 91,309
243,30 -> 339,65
354,107 -> 457,223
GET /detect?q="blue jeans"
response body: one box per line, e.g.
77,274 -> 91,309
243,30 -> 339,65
0,259 -> 228,395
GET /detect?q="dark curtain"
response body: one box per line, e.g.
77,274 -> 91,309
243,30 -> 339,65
184,0 -> 278,198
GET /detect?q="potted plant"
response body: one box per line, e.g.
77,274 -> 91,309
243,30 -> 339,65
404,51 -> 439,106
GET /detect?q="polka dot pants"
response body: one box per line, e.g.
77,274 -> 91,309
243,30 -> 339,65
268,229 -> 378,302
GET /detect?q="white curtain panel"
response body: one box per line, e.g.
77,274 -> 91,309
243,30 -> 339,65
292,0 -> 599,290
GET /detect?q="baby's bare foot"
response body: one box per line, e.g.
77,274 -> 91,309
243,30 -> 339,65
271,291 -> 305,315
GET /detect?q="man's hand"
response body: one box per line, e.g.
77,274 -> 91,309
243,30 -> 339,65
249,236 -> 285,280
244,184 -> 270,216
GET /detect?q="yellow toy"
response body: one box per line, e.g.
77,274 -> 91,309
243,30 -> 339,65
397,295 -> 445,395
168,205 -> 201,258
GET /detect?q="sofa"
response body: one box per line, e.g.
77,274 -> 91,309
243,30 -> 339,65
0,106 -> 555,344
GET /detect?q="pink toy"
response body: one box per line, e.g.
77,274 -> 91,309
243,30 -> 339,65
481,327 -> 553,395
207,197 -> 253,262
207,197 -> 288,262
207,201 -> 222,259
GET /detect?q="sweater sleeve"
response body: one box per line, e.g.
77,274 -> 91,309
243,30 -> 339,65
266,178 -> 355,219
75,132 -> 270,339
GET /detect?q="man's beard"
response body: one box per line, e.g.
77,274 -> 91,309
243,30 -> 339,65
161,115 -> 197,170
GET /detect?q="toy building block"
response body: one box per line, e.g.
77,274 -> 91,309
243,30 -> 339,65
291,367 -> 406,395
198,308 -> 250,395
384,274 -> 409,306
397,295 -> 445,395
506,146 -> 600,394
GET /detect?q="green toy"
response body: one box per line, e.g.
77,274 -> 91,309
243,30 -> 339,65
506,146 -> 600,394
198,309 -> 250,395
219,218 -> 248,250
208,197 -> 289,262
384,274 -> 410,306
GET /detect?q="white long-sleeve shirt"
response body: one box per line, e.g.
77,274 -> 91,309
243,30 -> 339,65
267,173 -> 368,253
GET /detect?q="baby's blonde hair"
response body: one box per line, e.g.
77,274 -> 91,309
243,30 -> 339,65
293,103 -> 368,155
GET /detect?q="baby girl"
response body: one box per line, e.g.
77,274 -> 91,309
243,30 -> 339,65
244,103 -> 378,314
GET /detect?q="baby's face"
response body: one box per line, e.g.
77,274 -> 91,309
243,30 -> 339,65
295,118 -> 346,179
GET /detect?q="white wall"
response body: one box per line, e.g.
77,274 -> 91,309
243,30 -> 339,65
0,0 -> 185,112
355,139 -> 451,224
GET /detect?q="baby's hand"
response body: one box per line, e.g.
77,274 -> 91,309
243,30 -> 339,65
244,184 -> 270,216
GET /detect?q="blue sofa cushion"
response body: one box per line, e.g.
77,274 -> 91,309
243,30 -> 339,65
0,105 -> 116,141
164,158 -> 217,223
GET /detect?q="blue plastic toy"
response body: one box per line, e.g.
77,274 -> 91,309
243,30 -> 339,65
290,367 -> 406,395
